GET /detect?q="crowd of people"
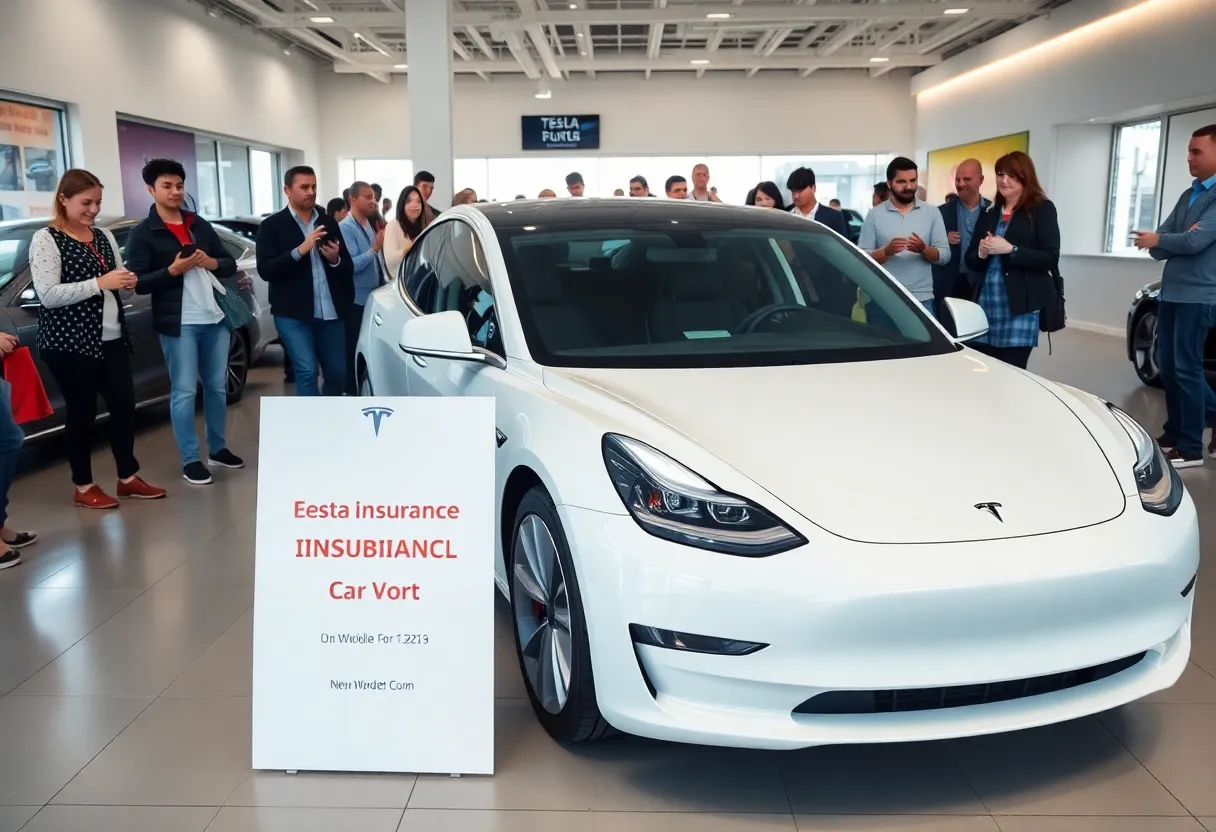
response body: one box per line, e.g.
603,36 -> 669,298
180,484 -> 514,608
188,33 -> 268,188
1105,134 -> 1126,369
1,125 -> 1213,568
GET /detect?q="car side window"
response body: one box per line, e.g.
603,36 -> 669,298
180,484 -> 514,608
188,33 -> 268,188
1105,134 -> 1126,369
109,228 -> 131,260
403,223 -> 449,314
216,231 -> 248,261
431,222 -> 502,355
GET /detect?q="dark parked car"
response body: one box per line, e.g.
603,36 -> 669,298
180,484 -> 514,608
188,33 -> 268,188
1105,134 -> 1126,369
0,216 -> 268,440
1126,279 -> 1216,387
841,208 -> 863,245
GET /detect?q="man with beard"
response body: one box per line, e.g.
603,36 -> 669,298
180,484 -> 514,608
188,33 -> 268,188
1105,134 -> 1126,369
859,156 -> 950,318
255,166 -> 353,396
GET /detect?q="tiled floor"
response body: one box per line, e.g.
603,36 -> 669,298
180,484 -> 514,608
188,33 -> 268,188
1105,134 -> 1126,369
0,332 -> 1213,832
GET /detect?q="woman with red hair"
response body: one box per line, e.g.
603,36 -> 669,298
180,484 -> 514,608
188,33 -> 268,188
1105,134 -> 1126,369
964,150 -> 1061,369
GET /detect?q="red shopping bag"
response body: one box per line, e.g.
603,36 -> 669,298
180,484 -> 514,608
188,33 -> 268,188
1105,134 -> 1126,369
3,346 -> 54,424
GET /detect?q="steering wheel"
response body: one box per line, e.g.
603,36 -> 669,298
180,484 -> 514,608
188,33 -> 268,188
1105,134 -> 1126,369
735,303 -> 816,334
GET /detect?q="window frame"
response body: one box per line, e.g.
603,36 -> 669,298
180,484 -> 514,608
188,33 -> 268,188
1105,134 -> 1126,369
1104,117 -> 1167,254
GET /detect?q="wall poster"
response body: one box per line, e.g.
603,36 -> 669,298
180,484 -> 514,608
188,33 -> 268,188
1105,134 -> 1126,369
0,99 -> 67,221
926,131 -> 1030,204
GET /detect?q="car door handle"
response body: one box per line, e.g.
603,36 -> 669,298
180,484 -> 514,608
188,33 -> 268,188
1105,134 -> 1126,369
122,303 -> 134,310
373,314 -> 384,326
411,354 -> 427,368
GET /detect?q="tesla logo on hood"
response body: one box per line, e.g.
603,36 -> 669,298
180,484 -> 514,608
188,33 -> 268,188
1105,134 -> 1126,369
975,502 -> 1003,521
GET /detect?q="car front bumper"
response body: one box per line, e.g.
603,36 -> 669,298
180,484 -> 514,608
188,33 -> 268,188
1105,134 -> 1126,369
561,496 -> 1198,750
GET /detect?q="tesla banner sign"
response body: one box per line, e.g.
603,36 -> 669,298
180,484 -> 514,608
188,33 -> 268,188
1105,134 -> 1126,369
521,114 -> 600,150
252,397 -> 495,775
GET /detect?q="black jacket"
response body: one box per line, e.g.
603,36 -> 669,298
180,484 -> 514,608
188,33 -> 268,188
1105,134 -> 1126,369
256,206 -> 354,321
964,199 -> 1060,318
931,196 -> 991,304
796,204 -> 848,237
127,207 -> 237,337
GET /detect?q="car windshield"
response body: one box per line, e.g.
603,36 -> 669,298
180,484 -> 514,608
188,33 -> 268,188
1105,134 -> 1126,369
496,217 -> 954,369
0,222 -> 41,293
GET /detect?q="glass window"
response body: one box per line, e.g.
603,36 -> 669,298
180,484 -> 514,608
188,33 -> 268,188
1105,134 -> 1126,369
0,221 -> 39,290
433,222 -> 500,353
403,220 -> 499,356
454,158 -> 489,203
1106,120 -> 1162,254
215,229 -> 249,261
218,142 -> 253,216
109,226 -> 131,259
0,97 -> 69,221
353,159 -> 413,210
194,138 -> 221,218
212,219 -> 261,241
497,209 -> 949,369
403,222 -> 449,313
487,156 -> 600,202
599,156 -> 762,204
761,154 -> 893,214
250,149 -> 279,215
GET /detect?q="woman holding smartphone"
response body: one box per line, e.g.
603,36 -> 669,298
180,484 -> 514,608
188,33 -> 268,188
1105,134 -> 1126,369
127,158 -> 246,486
964,151 -> 1060,369
28,169 -> 166,509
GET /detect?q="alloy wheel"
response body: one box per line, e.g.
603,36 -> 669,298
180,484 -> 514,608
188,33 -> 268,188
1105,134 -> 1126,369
1132,311 -> 1159,383
227,331 -> 248,400
512,513 -> 573,715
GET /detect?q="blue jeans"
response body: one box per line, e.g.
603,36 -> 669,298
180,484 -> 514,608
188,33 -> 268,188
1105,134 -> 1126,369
0,380 -> 24,527
159,323 -> 229,465
275,316 -> 347,397
1157,300 -> 1216,458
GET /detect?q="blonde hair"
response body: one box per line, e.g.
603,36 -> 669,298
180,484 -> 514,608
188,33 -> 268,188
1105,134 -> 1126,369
451,188 -> 477,206
52,169 -> 104,227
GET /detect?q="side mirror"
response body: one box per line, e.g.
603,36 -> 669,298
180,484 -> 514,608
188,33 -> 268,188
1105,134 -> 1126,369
18,287 -> 40,310
943,297 -> 989,342
398,310 -> 483,363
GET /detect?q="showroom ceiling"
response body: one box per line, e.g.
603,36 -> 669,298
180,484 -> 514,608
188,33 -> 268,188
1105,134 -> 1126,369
204,0 -> 1062,83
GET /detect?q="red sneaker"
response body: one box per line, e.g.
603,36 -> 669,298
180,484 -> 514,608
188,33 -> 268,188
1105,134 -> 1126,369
74,486 -> 119,510
117,476 -> 167,500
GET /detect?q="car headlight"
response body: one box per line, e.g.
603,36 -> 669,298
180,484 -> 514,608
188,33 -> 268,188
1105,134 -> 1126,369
601,434 -> 806,556
1107,404 -> 1183,516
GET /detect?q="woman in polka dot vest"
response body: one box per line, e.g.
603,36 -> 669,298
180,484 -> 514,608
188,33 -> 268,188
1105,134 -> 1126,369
28,170 -> 166,509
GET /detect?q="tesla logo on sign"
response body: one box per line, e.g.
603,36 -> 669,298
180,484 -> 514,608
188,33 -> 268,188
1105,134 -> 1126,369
361,406 -> 394,437
974,502 -> 1003,521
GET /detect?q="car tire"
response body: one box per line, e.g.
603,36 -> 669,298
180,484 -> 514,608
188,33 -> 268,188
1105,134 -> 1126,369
358,366 -> 373,397
1130,308 -> 1163,388
509,485 -> 610,743
226,329 -> 249,404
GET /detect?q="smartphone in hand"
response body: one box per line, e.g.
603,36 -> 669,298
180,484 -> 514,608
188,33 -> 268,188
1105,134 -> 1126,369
180,243 -> 199,257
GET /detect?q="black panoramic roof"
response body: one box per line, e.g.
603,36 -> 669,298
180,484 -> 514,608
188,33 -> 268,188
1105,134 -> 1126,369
470,197 -> 824,233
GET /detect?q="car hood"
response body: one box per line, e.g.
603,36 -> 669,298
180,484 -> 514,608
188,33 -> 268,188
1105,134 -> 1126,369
543,351 -> 1126,544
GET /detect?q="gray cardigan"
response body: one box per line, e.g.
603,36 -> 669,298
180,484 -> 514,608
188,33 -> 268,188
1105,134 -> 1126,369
1151,183 -> 1216,304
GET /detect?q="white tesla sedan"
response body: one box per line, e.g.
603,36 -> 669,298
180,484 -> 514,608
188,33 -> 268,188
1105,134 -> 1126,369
356,199 -> 1199,750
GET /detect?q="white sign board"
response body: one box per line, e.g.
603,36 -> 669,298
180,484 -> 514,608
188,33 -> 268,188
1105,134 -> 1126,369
252,397 -> 495,775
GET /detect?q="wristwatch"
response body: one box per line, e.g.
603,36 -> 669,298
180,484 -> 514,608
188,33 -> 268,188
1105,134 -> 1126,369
1010,245 -> 1019,256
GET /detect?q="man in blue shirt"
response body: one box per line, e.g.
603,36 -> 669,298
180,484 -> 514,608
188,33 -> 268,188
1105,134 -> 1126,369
1134,124 -> 1216,467
859,157 -> 950,319
339,181 -> 385,394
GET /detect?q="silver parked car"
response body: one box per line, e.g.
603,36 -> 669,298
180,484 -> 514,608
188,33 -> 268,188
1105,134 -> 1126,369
0,216 -> 268,439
